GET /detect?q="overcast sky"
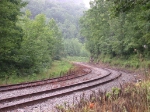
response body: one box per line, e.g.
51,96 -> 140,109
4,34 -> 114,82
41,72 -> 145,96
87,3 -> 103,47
83,0 -> 92,8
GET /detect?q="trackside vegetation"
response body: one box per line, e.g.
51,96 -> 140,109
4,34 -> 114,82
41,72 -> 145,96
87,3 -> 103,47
56,80 -> 150,112
0,0 -> 89,84
80,0 -> 150,68
0,60 -> 72,85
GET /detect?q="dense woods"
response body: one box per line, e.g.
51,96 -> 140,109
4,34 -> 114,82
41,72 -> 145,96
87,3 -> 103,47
0,0 -> 26,79
24,0 -> 89,56
0,0 -> 88,80
23,0 -> 86,40
80,0 -> 150,65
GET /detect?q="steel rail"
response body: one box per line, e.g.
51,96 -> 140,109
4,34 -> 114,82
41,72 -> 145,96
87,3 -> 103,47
0,72 -> 110,103
0,67 -> 92,92
0,71 -> 122,111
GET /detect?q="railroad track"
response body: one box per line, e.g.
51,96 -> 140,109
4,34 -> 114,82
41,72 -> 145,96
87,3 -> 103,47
0,66 -> 123,112
0,65 -> 92,92
0,64 -> 135,112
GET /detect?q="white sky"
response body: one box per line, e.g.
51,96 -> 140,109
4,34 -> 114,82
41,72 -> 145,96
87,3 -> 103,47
83,0 -> 92,8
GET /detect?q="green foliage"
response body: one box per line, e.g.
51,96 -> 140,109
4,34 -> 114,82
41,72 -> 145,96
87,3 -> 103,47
0,1 -> 64,79
48,18 -> 64,60
107,0 -> 150,16
0,0 -> 88,83
80,0 -> 150,65
0,0 -> 26,78
64,38 -> 89,57
48,60 -> 73,78
64,39 -> 81,56
80,45 -> 90,57
0,60 -> 72,85
23,0 -> 87,41
17,12 -> 63,75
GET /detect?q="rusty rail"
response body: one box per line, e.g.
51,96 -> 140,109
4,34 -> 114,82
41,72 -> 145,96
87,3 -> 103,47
0,71 -> 122,111
0,66 -> 92,92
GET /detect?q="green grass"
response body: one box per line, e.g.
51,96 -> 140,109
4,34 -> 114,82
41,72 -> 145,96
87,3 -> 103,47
0,60 -> 73,85
64,56 -> 89,62
45,60 -> 73,78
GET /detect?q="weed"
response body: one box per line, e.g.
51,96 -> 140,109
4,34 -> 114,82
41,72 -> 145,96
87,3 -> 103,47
57,81 -> 150,112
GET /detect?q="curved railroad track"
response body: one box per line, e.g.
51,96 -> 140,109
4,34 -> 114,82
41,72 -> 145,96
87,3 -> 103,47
0,65 -> 91,92
0,62 -> 135,112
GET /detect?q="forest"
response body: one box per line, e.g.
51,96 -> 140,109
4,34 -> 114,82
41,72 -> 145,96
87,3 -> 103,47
0,0 -> 150,83
0,0 -> 89,81
80,0 -> 150,67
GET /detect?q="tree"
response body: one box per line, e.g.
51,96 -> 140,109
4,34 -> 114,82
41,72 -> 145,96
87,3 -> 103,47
80,0 -> 111,58
23,0 -> 87,40
0,0 -> 26,78
64,39 -> 81,56
48,19 -> 64,60
80,0 -> 150,61
18,11 -> 64,75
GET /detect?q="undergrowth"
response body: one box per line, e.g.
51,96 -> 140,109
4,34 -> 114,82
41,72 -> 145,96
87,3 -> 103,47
56,80 -> 150,112
0,60 -> 72,85
0,56 -> 89,85
97,54 -> 150,70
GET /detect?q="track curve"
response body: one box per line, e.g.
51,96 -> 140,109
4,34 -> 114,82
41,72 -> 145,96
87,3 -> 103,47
0,65 -> 92,92
0,62 -> 135,112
